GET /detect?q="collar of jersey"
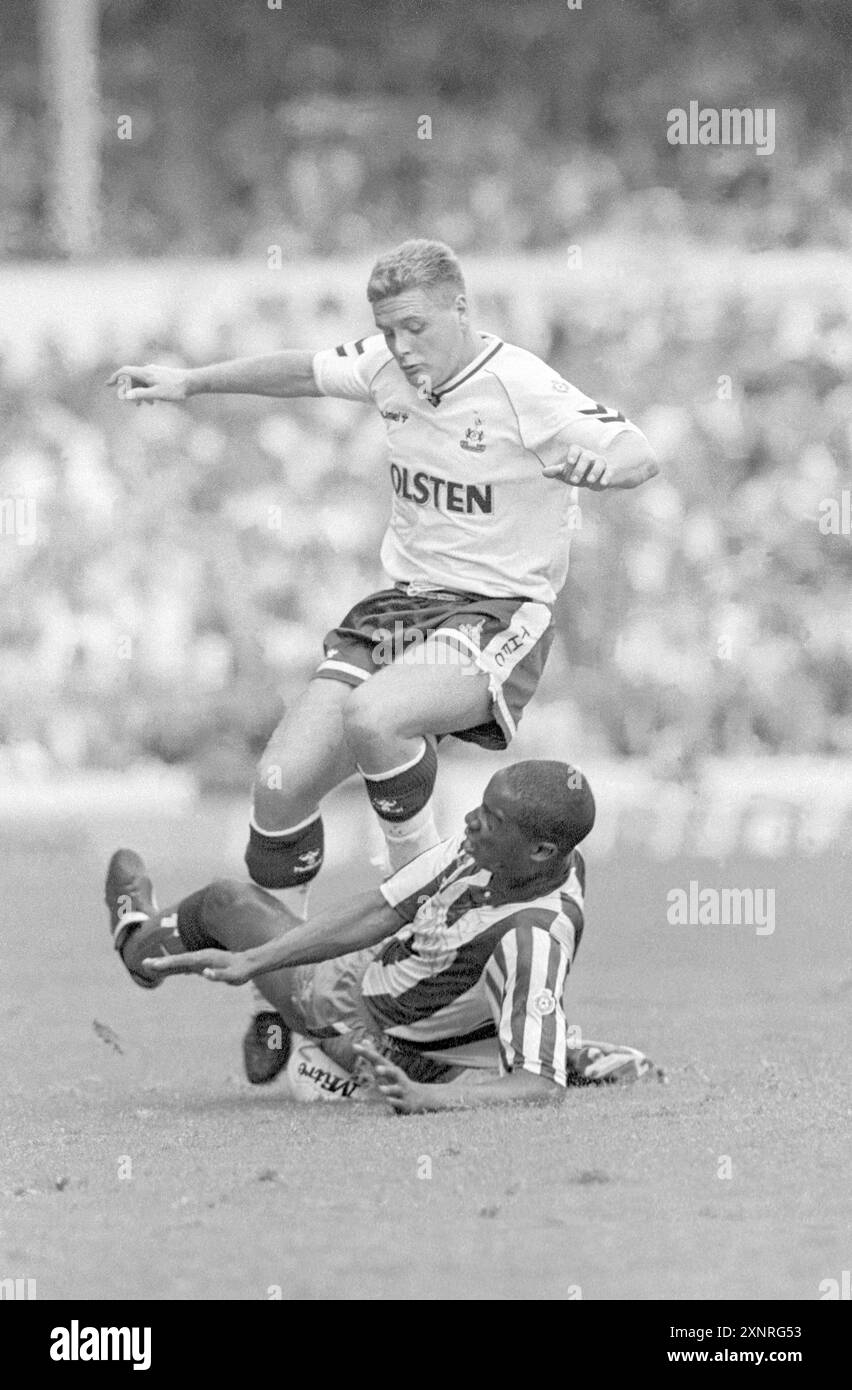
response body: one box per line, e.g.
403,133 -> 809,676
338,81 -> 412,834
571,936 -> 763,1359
428,333 -> 504,402
462,867 -> 566,911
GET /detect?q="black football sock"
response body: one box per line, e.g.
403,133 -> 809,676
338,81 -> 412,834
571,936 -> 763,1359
118,907 -> 186,978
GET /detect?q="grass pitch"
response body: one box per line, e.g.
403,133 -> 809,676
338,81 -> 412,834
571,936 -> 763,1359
1,802 -> 849,1300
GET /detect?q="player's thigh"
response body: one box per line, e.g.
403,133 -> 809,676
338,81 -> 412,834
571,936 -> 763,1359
255,678 -> 358,806
345,651 -> 491,739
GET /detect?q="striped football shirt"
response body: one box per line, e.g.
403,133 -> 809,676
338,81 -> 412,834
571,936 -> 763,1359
365,835 -> 586,1087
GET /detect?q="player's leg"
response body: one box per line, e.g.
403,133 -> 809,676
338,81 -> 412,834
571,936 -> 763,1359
105,852 -> 383,1092
312,587 -> 471,872
245,678 -> 372,1079
246,678 -> 357,919
106,852 -> 324,1083
106,853 -> 309,1027
342,648 -> 491,867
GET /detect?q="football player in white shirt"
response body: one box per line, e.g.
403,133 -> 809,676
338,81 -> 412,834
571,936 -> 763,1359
109,239 -> 657,1081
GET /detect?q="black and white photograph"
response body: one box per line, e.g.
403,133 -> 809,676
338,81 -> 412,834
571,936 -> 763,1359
1,0 -> 850,1327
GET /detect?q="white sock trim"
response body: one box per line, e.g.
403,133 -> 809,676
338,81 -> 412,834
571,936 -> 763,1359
383,805 -> 441,871
275,884 -> 311,922
249,809 -> 321,838
112,911 -> 150,949
358,738 -> 428,782
382,802 -> 437,840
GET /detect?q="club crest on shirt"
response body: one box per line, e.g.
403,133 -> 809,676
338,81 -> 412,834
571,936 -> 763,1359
459,414 -> 486,453
534,989 -> 556,1016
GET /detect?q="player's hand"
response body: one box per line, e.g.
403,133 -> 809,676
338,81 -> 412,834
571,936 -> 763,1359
105,363 -> 191,405
352,1041 -> 430,1114
142,948 -> 255,985
542,446 -> 611,490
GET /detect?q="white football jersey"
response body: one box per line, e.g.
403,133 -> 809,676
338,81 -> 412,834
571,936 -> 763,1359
312,332 -> 643,605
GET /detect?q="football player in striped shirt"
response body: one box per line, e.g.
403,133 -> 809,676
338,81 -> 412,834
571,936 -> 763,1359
108,240 -> 658,1077
108,760 -> 661,1110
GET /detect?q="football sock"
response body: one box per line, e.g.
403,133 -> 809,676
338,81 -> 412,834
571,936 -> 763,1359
359,737 -> 438,824
245,810 -> 324,890
272,883 -> 311,920
174,887 -> 219,951
381,800 -> 442,871
118,909 -> 185,977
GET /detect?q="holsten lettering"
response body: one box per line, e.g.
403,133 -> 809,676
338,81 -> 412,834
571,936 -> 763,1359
390,464 -> 492,515
50,1322 -> 151,1371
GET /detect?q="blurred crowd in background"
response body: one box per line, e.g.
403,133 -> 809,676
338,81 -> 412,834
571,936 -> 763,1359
1,0 -> 850,786
1,257 -> 850,785
2,0 -> 851,260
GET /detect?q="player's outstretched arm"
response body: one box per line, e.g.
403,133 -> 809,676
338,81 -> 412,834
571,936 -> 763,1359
244,890 -> 401,977
354,1043 -> 561,1114
106,350 -> 321,404
144,889 -> 401,983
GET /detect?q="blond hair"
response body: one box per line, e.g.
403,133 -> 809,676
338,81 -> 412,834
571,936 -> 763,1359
366,238 -> 466,306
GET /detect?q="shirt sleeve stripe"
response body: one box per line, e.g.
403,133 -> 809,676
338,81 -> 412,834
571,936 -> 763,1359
537,935 -> 570,1081
486,934 -> 517,1073
518,928 -> 550,1072
509,927 -> 536,1049
379,839 -> 467,922
489,926 -> 572,1086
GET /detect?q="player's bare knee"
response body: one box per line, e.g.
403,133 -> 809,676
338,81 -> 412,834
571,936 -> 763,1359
342,685 -> 396,751
253,756 -> 321,827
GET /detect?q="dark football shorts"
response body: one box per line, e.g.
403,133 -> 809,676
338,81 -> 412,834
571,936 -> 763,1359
314,583 -> 554,749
